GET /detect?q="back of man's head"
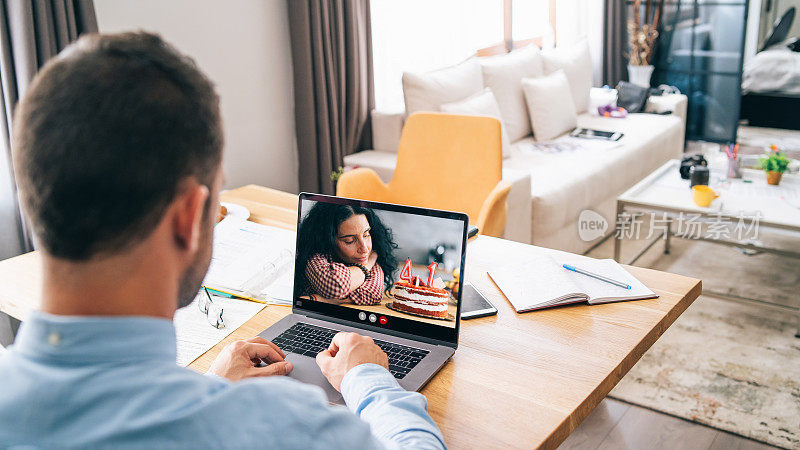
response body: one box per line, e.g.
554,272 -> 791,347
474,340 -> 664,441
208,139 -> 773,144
13,32 -> 222,260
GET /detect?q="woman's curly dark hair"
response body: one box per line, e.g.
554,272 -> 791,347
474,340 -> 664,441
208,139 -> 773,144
295,202 -> 399,295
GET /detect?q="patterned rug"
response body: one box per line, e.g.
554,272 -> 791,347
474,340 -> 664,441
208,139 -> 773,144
609,295 -> 799,448
589,232 -> 800,448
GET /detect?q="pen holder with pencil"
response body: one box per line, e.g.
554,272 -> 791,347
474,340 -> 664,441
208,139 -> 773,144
727,155 -> 742,179
724,143 -> 741,179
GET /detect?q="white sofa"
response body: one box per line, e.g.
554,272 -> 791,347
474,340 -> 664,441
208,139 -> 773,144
346,43 -> 687,254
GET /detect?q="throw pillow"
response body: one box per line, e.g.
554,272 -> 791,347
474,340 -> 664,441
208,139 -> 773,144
521,70 -> 577,142
479,44 -> 544,142
440,88 -> 512,158
541,40 -> 593,113
402,58 -> 484,115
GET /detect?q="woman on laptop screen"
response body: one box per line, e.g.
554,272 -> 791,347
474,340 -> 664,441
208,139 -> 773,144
296,202 -> 398,305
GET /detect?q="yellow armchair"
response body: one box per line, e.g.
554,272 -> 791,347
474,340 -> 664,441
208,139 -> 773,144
336,113 -> 510,237
335,167 -> 390,201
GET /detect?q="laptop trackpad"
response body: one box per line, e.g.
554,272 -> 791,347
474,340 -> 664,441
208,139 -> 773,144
286,353 -> 343,404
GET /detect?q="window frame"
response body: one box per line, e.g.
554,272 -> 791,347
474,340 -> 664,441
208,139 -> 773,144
476,0 -> 557,56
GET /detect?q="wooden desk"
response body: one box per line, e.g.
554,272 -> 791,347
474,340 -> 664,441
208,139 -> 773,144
0,184 -> 702,449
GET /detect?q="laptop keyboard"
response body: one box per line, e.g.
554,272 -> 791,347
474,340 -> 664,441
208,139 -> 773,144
271,322 -> 429,379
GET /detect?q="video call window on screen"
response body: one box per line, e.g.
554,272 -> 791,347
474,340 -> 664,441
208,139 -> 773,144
295,200 -> 464,329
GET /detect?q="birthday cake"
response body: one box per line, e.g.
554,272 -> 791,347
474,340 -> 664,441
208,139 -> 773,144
392,277 -> 450,318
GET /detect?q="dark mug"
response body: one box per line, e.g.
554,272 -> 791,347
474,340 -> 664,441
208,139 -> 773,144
689,165 -> 710,188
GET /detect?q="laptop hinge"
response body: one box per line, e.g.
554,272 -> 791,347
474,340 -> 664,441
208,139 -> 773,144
296,309 -> 458,349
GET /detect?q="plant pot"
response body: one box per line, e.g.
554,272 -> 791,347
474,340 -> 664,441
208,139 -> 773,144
627,64 -> 654,88
766,171 -> 783,185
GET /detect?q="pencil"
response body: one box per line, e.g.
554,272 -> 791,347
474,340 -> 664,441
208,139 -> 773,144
202,286 -> 267,304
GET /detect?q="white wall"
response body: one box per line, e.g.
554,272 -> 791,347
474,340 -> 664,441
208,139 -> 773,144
94,0 -> 298,193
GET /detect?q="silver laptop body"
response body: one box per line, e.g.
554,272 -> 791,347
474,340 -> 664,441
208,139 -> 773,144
258,193 -> 467,404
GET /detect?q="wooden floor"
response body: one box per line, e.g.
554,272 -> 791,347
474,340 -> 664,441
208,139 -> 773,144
558,398 -> 778,450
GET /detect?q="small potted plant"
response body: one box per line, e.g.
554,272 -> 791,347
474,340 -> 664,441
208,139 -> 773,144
759,145 -> 791,185
330,165 -> 358,190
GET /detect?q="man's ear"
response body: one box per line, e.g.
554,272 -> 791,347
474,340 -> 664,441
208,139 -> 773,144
173,182 -> 210,254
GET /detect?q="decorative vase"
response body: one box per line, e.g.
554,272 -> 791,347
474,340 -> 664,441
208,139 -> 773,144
627,64 -> 654,88
766,171 -> 783,185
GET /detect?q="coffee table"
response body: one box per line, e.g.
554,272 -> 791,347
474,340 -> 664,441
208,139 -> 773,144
614,159 -> 800,336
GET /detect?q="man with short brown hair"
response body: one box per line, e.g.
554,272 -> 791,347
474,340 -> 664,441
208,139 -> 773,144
0,32 -> 444,449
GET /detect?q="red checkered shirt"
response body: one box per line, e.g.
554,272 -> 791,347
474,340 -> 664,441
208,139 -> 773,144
305,253 -> 384,305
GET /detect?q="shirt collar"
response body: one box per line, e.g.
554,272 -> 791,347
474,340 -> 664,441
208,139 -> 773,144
12,310 -> 177,364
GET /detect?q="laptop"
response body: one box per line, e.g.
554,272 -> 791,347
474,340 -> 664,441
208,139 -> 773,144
258,193 -> 468,404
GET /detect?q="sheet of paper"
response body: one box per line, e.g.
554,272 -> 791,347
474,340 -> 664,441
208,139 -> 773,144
518,135 -> 621,153
726,178 -> 799,201
174,294 -> 266,366
204,220 -> 296,296
257,269 -> 294,305
488,254 -> 584,312
558,258 -> 656,303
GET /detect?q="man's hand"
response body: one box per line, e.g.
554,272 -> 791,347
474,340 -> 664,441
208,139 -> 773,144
208,336 -> 293,382
316,332 -> 389,392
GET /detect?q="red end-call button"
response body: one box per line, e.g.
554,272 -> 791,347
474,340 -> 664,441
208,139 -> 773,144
379,316 -> 387,325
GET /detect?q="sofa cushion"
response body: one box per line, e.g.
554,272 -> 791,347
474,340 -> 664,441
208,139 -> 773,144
402,58 -> 484,115
522,70 -> 577,142
349,99 -> 687,252
440,88 -> 511,158
479,45 -> 544,142
504,112 -> 684,240
541,40 -> 593,114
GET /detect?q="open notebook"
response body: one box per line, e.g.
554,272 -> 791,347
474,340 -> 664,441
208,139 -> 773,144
203,220 -> 295,305
488,254 -> 657,312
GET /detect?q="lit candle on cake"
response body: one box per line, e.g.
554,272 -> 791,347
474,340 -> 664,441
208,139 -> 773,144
400,258 -> 413,282
426,262 -> 437,287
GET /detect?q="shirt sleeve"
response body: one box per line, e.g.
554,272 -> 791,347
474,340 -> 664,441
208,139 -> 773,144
349,264 -> 385,306
222,370 -> 446,449
305,254 -> 351,299
341,364 -> 446,450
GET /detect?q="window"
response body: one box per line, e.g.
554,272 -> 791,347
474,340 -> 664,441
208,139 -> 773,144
370,0 -> 553,112
512,0 -> 553,43
370,0 -> 504,112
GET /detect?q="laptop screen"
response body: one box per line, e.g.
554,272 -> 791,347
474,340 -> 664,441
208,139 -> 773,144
293,193 -> 467,345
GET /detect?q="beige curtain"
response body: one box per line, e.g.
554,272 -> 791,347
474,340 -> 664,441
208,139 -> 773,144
0,0 -> 97,258
288,0 -> 374,194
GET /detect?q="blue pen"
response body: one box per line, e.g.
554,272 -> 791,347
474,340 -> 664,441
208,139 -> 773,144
562,264 -> 632,289
203,287 -> 235,298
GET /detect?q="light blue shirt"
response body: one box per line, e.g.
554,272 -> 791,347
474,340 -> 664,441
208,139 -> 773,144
0,312 -> 446,449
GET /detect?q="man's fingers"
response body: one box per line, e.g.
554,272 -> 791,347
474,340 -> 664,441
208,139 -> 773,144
327,333 -> 347,355
315,348 -> 333,372
330,331 -> 355,351
331,331 -> 372,349
249,361 -> 293,377
245,336 -> 286,359
316,348 -> 333,363
242,342 -> 285,363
